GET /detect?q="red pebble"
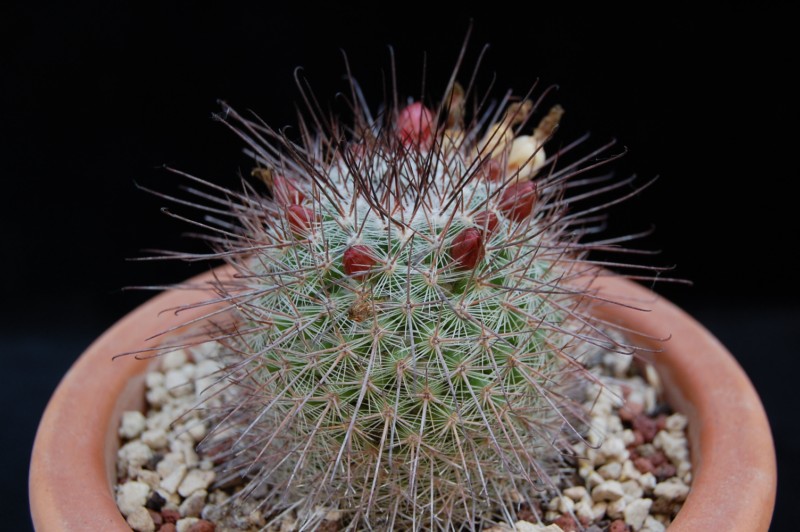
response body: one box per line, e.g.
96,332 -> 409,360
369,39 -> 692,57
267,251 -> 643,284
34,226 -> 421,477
473,210 -> 499,234
159,524 -> 177,532
655,413 -> 669,431
450,228 -> 484,269
619,400 -> 644,422
343,245 -> 377,278
161,509 -> 180,524
187,520 -> 216,532
633,455 -> 656,474
632,413 -> 658,442
286,204 -> 317,236
609,519 -> 631,532
272,174 -> 304,205
553,514 -> 579,531
498,180 -> 537,221
397,102 -> 434,146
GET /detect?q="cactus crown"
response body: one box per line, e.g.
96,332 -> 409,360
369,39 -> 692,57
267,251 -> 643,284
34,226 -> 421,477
152,62 -> 657,530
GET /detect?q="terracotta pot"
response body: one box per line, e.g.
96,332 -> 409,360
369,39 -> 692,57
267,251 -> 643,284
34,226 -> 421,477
29,267 -> 777,531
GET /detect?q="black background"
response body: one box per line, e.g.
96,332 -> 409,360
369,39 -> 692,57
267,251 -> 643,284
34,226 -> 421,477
2,2 -> 797,530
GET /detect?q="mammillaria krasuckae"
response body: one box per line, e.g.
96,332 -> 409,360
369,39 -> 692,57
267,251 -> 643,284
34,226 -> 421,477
157,64 -> 657,530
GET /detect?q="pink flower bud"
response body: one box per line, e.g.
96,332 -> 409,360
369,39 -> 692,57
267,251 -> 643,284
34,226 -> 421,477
498,181 -> 537,222
450,228 -> 484,270
343,245 -> 377,279
473,211 -> 499,234
273,174 -> 305,206
397,102 -> 434,146
286,204 -> 316,236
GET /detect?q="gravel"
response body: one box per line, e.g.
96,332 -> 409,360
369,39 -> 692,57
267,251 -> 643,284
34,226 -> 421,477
115,342 -> 692,531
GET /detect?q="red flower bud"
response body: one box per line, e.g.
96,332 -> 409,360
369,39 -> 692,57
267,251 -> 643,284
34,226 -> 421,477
498,180 -> 537,222
343,245 -> 377,279
286,204 -> 316,236
397,102 -> 434,147
450,228 -> 484,270
473,211 -> 499,234
273,174 -> 305,206
478,158 -> 503,182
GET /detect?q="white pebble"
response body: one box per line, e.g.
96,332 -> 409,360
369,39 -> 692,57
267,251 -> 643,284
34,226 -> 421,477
126,505 -> 155,532
607,497 -> 627,519
575,499 -> 594,523
624,498 -> 652,530
179,489 -> 207,517
118,440 -> 153,470
598,461 -> 622,480
644,365 -> 662,393
145,371 -> 165,390
119,411 -> 147,439
665,413 -> 688,432
156,452 -> 185,477
621,459 -> 642,481
146,386 -> 170,407
160,464 -> 187,494
514,522 -> 563,532
187,420 -> 209,442
141,428 -> 168,450
161,349 -> 189,371
176,517 -> 200,532
178,468 -> 216,497
586,471 -> 605,490
132,468 -> 160,489
642,515 -> 667,532
563,486 -> 588,501
592,480 -> 625,502
599,436 -> 628,462
653,478 -> 690,502
638,472 -> 657,491
165,368 -> 193,396
591,501 -> 608,521
116,481 -> 150,517
622,479 -> 644,501
603,351 -> 633,377
653,431 -> 689,465
622,428 -> 637,446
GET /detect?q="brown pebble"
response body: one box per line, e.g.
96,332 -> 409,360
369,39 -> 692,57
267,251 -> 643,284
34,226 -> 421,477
148,508 -> 163,527
655,413 -> 668,431
655,462 -> 678,481
517,502 -> 541,523
553,514 -> 579,531
633,456 -> 655,474
651,497 -> 676,515
608,519 -> 630,532
159,524 -> 177,532
632,413 -> 658,442
187,520 -> 215,532
649,449 -> 668,467
317,520 -> 341,532
161,509 -> 180,524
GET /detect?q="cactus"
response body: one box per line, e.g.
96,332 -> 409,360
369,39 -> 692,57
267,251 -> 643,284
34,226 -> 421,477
160,69 -> 656,530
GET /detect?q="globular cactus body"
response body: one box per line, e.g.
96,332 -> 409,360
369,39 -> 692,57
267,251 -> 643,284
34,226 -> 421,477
186,78 -> 633,530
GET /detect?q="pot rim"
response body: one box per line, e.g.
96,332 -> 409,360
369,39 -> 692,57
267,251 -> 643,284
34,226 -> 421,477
29,267 -> 776,531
